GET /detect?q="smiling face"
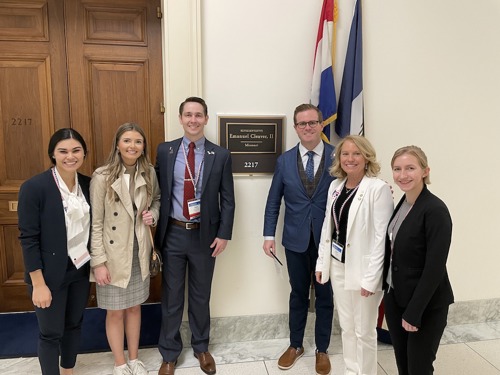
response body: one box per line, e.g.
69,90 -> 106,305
339,140 -> 367,180
392,153 -> 429,195
117,130 -> 144,166
53,138 -> 85,176
294,109 -> 324,150
179,101 -> 208,141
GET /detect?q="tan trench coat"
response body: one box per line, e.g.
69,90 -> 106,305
89,165 -> 160,288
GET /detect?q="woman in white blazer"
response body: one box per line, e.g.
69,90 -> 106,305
316,135 -> 393,375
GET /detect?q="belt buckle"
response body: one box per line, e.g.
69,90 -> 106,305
185,222 -> 195,230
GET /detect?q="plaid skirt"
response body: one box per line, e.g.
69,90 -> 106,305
96,235 -> 150,310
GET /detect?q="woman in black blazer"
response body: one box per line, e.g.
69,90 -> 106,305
18,129 -> 91,375
383,146 -> 453,375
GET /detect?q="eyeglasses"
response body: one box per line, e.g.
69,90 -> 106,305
295,120 -> 320,129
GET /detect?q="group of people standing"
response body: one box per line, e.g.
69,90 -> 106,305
263,103 -> 453,375
18,97 -> 235,375
17,98 -> 452,375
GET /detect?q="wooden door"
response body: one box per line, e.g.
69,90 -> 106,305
0,0 -> 164,312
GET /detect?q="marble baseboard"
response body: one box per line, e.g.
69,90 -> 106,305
448,298 -> 500,325
177,298 -> 500,346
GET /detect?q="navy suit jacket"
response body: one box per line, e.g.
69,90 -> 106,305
18,169 -> 91,289
383,185 -> 454,327
155,138 -> 235,250
263,142 -> 335,252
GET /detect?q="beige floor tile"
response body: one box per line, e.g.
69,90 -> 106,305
434,343 -> 500,374
377,343 -> 500,375
467,339 -> 500,370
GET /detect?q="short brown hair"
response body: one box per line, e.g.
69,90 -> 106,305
293,104 -> 323,125
179,96 -> 208,116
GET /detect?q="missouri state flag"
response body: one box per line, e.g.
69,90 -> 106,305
311,0 -> 337,141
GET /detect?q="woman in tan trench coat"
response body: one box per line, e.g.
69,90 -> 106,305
90,123 -> 160,375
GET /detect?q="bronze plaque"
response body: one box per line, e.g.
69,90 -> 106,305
218,116 -> 285,175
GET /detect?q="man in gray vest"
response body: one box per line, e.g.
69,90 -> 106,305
263,103 -> 335,375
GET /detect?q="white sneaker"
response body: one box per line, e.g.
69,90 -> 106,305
113,364 -> 132,375
129,359 -> 148,375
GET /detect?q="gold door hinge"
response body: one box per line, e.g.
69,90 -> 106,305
156,6 -> 162,19
160,103 -> 165,114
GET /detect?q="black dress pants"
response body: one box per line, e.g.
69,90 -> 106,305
384,289 -> 449,375
30,265 -> 90,375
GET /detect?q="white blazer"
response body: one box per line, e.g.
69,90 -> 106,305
316,176 -> 393,292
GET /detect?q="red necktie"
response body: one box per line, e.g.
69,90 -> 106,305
183,142 -> 196,220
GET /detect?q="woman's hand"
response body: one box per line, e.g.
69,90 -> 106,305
402,318 -> 419,332
361,287 -> 374,297
315,271 -> 323,284
142,210 -> 155,226
93,264 -> 111,286
32,284 -> 52,308
29,270 -> 52,308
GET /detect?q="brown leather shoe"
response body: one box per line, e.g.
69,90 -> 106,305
158,361 -> 176,375
278,346 -> 304,370
194,352 -> 216,375
315,352 -> 331,375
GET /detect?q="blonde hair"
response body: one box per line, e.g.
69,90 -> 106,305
329,135 -> 381,178
99,122 -> 153,202
391,145 -> 431,184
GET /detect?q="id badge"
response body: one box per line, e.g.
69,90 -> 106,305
331,239 -> 344,261
187,198 -> 201,219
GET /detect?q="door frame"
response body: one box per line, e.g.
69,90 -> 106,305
161,0 -> 202,141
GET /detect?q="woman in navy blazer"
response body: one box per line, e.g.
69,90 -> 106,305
18,129 -> 91,375
383,146 -> 453,375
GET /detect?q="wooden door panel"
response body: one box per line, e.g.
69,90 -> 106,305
0,58 -> 54,187
85,5 -> 147,45
89,59 -> 151,166
0,1 -> 49,41
0,223 -> 28,311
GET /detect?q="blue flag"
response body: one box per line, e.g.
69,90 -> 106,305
336,0 -> 363,137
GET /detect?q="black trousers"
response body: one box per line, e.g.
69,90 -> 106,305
285,234 -> 334,352
158,224 -> 216,362
30,265 -> 90,375
384,289 -> 449,375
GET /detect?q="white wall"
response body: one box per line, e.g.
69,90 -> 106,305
163,0 -> 500,318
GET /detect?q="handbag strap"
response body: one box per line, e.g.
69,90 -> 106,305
148,226 -> 154,248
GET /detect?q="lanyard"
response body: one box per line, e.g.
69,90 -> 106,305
181,143 -> 204,195
332,183 -> 360,241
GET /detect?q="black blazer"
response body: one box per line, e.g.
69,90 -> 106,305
18,169 -> 91,289
383,185 -> 454,327
155,138 -> 235,250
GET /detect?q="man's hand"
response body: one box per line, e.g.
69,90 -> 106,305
210,238 -> 228,257
262,239 -> 277,258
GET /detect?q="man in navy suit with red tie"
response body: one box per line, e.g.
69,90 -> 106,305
155,97 -> 235,375
263,104 -> 335,375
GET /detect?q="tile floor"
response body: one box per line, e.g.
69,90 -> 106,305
1,321 -> 500,374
